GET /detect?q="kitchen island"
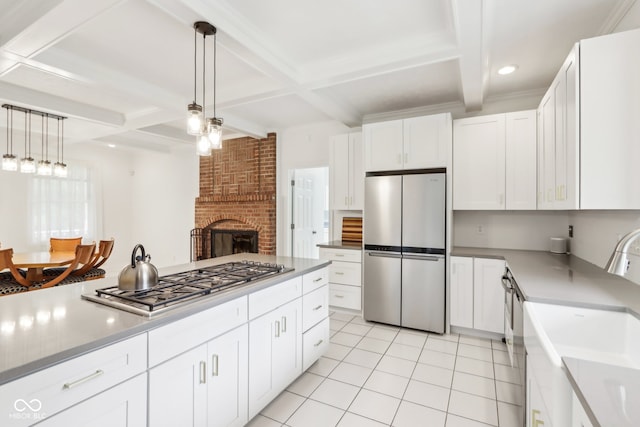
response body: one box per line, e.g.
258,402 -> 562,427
452,247 -> 640,427
0,253 -> 330,426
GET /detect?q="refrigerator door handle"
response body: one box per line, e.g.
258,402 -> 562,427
403,254 -> 443,261
367,251 -> 402,259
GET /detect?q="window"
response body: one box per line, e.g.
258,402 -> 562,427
29,164 -> 98,247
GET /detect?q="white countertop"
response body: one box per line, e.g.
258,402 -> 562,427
0,253 -> 329,385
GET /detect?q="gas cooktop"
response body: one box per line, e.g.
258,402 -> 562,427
82,260 -> 293,317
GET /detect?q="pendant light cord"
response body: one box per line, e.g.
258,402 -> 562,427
5,107 -> 8,154
202,32 -> 206,118
193,26 -> 197,104
61,119 -> 64,163
23,111 -> 27,157
213,32 -> 217,118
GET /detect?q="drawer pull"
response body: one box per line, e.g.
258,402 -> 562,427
313,277 -> 323,282
335,254 -> 344,257
313,305 -> 323,311
314,339 -> 324,347
335,272 -> 344,275
63,370 -> 104,390
334,295 -> 344,298
212,354 -> 219,377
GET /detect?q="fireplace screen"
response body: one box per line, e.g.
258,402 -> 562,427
211,229 -> 258,258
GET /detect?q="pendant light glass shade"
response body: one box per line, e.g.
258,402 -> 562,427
207,117 -> 223,149
2,154 -> 18,171
196,134 -> 211,156
37,160 -> 52,176
187,103 -> 203,135
53,161 -> 67,177
20,157 -> 36,173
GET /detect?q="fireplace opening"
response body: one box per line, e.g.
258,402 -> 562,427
211,229 -> 258,258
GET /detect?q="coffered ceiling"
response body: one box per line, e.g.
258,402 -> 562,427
0,0 -> 636,152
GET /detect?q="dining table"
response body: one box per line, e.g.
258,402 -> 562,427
11,251 -> 76,284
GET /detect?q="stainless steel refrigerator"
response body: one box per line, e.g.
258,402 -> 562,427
363,170 -> 445,333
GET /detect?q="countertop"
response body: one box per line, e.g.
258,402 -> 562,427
452,246 -> 640,427
0,253 -> 330,385
564,357 -> 640,427
317,240 -> 363,250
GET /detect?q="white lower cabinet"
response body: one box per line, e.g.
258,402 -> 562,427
0,333 -> 147,427
449,256 -> 505,334
148,324 -> 248,427
527,360 -> 552,427
319,248 -> 362,311
36,373 -> 147,427
248,298 -> 302,419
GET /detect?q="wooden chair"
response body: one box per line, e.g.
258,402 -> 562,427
31,243 -> 96,290
45,239 -> 114,281
50,237 -> 82,252
0,248 -> 31,296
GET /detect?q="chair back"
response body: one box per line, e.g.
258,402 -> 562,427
50,237 -> 82,252
0,248 -> 30,287
38,243 -> 96,289
73,239 -> 114,276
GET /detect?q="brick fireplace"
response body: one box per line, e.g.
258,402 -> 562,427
194,133 -> 276,259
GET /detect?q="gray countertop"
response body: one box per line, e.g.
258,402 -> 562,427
452,246 -> 640,427
317,240 -> 363,250
0,253 -> 330,385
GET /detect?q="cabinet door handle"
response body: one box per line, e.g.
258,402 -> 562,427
275,320 -> 280,337
349,196 -> 353,205
313,304 -> 323,311
211,354 -> 219,377
199,361 -> 207,384
397,154 -> 402,164
314,339 -> 324,347
404,153 -> 408,164
313,277 -> 323,282
345,196 -> 348,205
282,316 -> 287,333
62,370 -> 104,390
531,409 -> 544,427
499,194 -> 504,206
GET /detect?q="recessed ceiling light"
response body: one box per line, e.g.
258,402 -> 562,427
498,65 -> 518,75
108,144 -> 116,148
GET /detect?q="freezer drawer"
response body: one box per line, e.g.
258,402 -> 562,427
401,254 -> 445,333
363,251 -> 401,325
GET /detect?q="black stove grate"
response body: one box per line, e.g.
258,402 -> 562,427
89,261 -> 292,315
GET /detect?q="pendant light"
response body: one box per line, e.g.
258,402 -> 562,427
2,106 -> 18,171
20,110 -> 35,174
37,114 -> 52,176
188,21 -> 223,155
53,117 -> 67,178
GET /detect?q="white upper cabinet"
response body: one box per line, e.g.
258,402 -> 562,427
580,28 -> 640,209
330,132 -> 363,210
505,110 -> 537,210
453,111 -> 536,210
537,45 -> 579,210
453,114 -> 506,210
363,113 -> 451,172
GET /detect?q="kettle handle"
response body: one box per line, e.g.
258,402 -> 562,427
131,244 -> 146,268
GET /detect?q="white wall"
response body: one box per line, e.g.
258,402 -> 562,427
276,120 -> 351,256
453,211 -> 570,251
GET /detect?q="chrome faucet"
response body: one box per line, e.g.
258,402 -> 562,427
606,228 -> 640,277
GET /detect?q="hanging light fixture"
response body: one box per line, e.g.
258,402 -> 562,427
20,110 -> 35,174
37,114 -> 52,176
53,117 -> 67,178
188,21 -> 223,155
2,106 -> 18,171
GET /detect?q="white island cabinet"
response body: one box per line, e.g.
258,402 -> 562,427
0,333 -> 147,427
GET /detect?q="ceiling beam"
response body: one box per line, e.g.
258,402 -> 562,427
451,0 -> 489,111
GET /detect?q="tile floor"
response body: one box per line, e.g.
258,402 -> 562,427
248,312 -> 523,427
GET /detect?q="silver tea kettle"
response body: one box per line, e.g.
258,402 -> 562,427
118,244 -> 159,291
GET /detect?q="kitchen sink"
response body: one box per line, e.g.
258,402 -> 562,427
524,302 -> 640,369
524,302 -> 640,426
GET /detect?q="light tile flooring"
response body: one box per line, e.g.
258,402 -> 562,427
248,311 -> 523,427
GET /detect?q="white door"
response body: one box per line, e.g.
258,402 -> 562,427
363,119 -> 403,172
248,312 -> 275,418
473,258 -> 505,334
291,168 -> 328,259
207,325 -> 248,427
149,345 -> 208,427
404,114 -> 449,169
449,256 -> 474,329
505,110 -> 537,210
271,299 -> 302,390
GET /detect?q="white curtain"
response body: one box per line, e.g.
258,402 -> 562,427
29,164 -> 99,248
